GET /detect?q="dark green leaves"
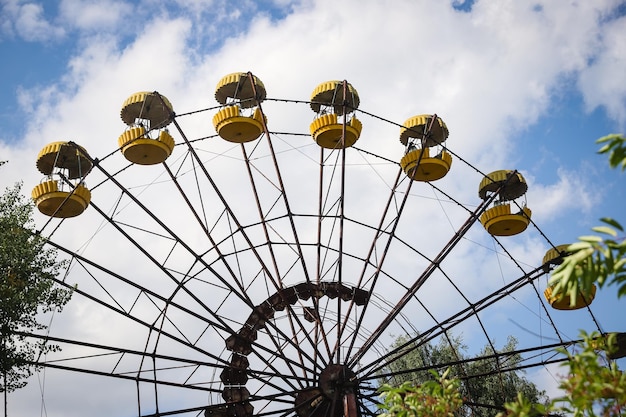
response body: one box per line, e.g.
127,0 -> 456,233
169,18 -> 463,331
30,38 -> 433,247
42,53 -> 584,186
597,134 -> 626,171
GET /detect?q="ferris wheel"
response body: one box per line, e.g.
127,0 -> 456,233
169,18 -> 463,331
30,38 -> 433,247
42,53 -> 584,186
28,72 -> 617,417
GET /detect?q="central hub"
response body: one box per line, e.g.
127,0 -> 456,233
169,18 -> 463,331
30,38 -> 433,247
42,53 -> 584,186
318,364 -> 357,397
294,364 -> 358,417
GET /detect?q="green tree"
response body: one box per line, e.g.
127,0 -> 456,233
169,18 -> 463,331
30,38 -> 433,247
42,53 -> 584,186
379,369 -> 463,417
378,334 -> 547,417
0,178 -> 72,409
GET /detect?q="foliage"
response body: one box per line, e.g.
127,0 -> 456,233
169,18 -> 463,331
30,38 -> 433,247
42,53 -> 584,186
378,369 -> 463,417
0,181 -> 72,393
501,332 -> 626,417
549,134 -> 626,303
378,330 -> 625,417
378,334 -> 547,417
597,134 -> 626,171
549,217 -> 626,302
498,393 -> 547,417
552,331 -> 626,417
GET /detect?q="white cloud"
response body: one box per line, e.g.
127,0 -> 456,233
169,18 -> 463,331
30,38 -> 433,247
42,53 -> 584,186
526,166 -> 601,222
578,14 -> 626,128
1,0 -> 65,41
58,0 -> 134,32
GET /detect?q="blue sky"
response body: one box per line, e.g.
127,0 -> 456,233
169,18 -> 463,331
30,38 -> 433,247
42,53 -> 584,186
1,0 -> 626,416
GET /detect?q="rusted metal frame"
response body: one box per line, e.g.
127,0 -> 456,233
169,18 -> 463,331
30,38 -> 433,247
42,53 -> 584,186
45,239 -> 235,354
356,262 -> 549,378
36,169 -> 89,234
335,79 -> 350,364
244,72 -> 327,378
164,102 -> 328,371
77,152 -> 256,323
343,174 -> 418,360
491,234 -> 566,344
448,275 -> 498,412
339,167 -> 405,363
401,272 -> 479,414
45,271 -> 228,366
63,159 -> 320,381
240,143 -> 311,377
246,72 -> 312,285
162,162 -> 251,298
164,99 -> 281,304
476,214 -> 567,400
23,331 -> 230,386
344,392 -> 360,417
173,144 -> 322,375
431,255 -> 502,405
314,128 -> 334,363
370,355 -> 571,414
340,114 -> 442,361
460,356 -> 568,382
426,175 -> 557,369
206,393 -> 307,417
37,360 -> 313,417
31,361 -> 217,392
143,404 -> 219,417
60,141 -> 255,319
46,269 -> 317,389
349,179 -> 503,368
357,391 -> 383,417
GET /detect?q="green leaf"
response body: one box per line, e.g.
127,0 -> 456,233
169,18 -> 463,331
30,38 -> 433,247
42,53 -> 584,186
578,235 -> 603,243
595,133 -> 623,144
591,226 -> 618,237
567,241 -> 593,251
613,258 -> 626,273
600,217 -> 624,232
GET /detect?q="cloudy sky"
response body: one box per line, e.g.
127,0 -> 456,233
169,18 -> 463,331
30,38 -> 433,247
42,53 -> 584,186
1,0 -> 626,416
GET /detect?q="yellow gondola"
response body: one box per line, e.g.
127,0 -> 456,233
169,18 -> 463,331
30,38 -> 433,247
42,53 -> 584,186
310,80 -> 360,116
31,180 -> 91,218
33,141 -> 92,218
541,244 -> 571,272
213,106 -> 266,143
309,113 -> 362,149
543,284 -> 596,310
399,114 -> 451,181
118,127 -> 175,165
36,141 -> 92,179
213,73 -> 267,143
309,80 -> 361,149
120,91 -> 173,128
541,245 -> 596,310
215,72 -> 266,108
118,92 -> 175,164
400,147 -> 452,182
399,114 -> 449,147
478,170 -> 531,236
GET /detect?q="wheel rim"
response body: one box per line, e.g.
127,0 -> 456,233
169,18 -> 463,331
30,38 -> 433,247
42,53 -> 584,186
29,88 -> 607,417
